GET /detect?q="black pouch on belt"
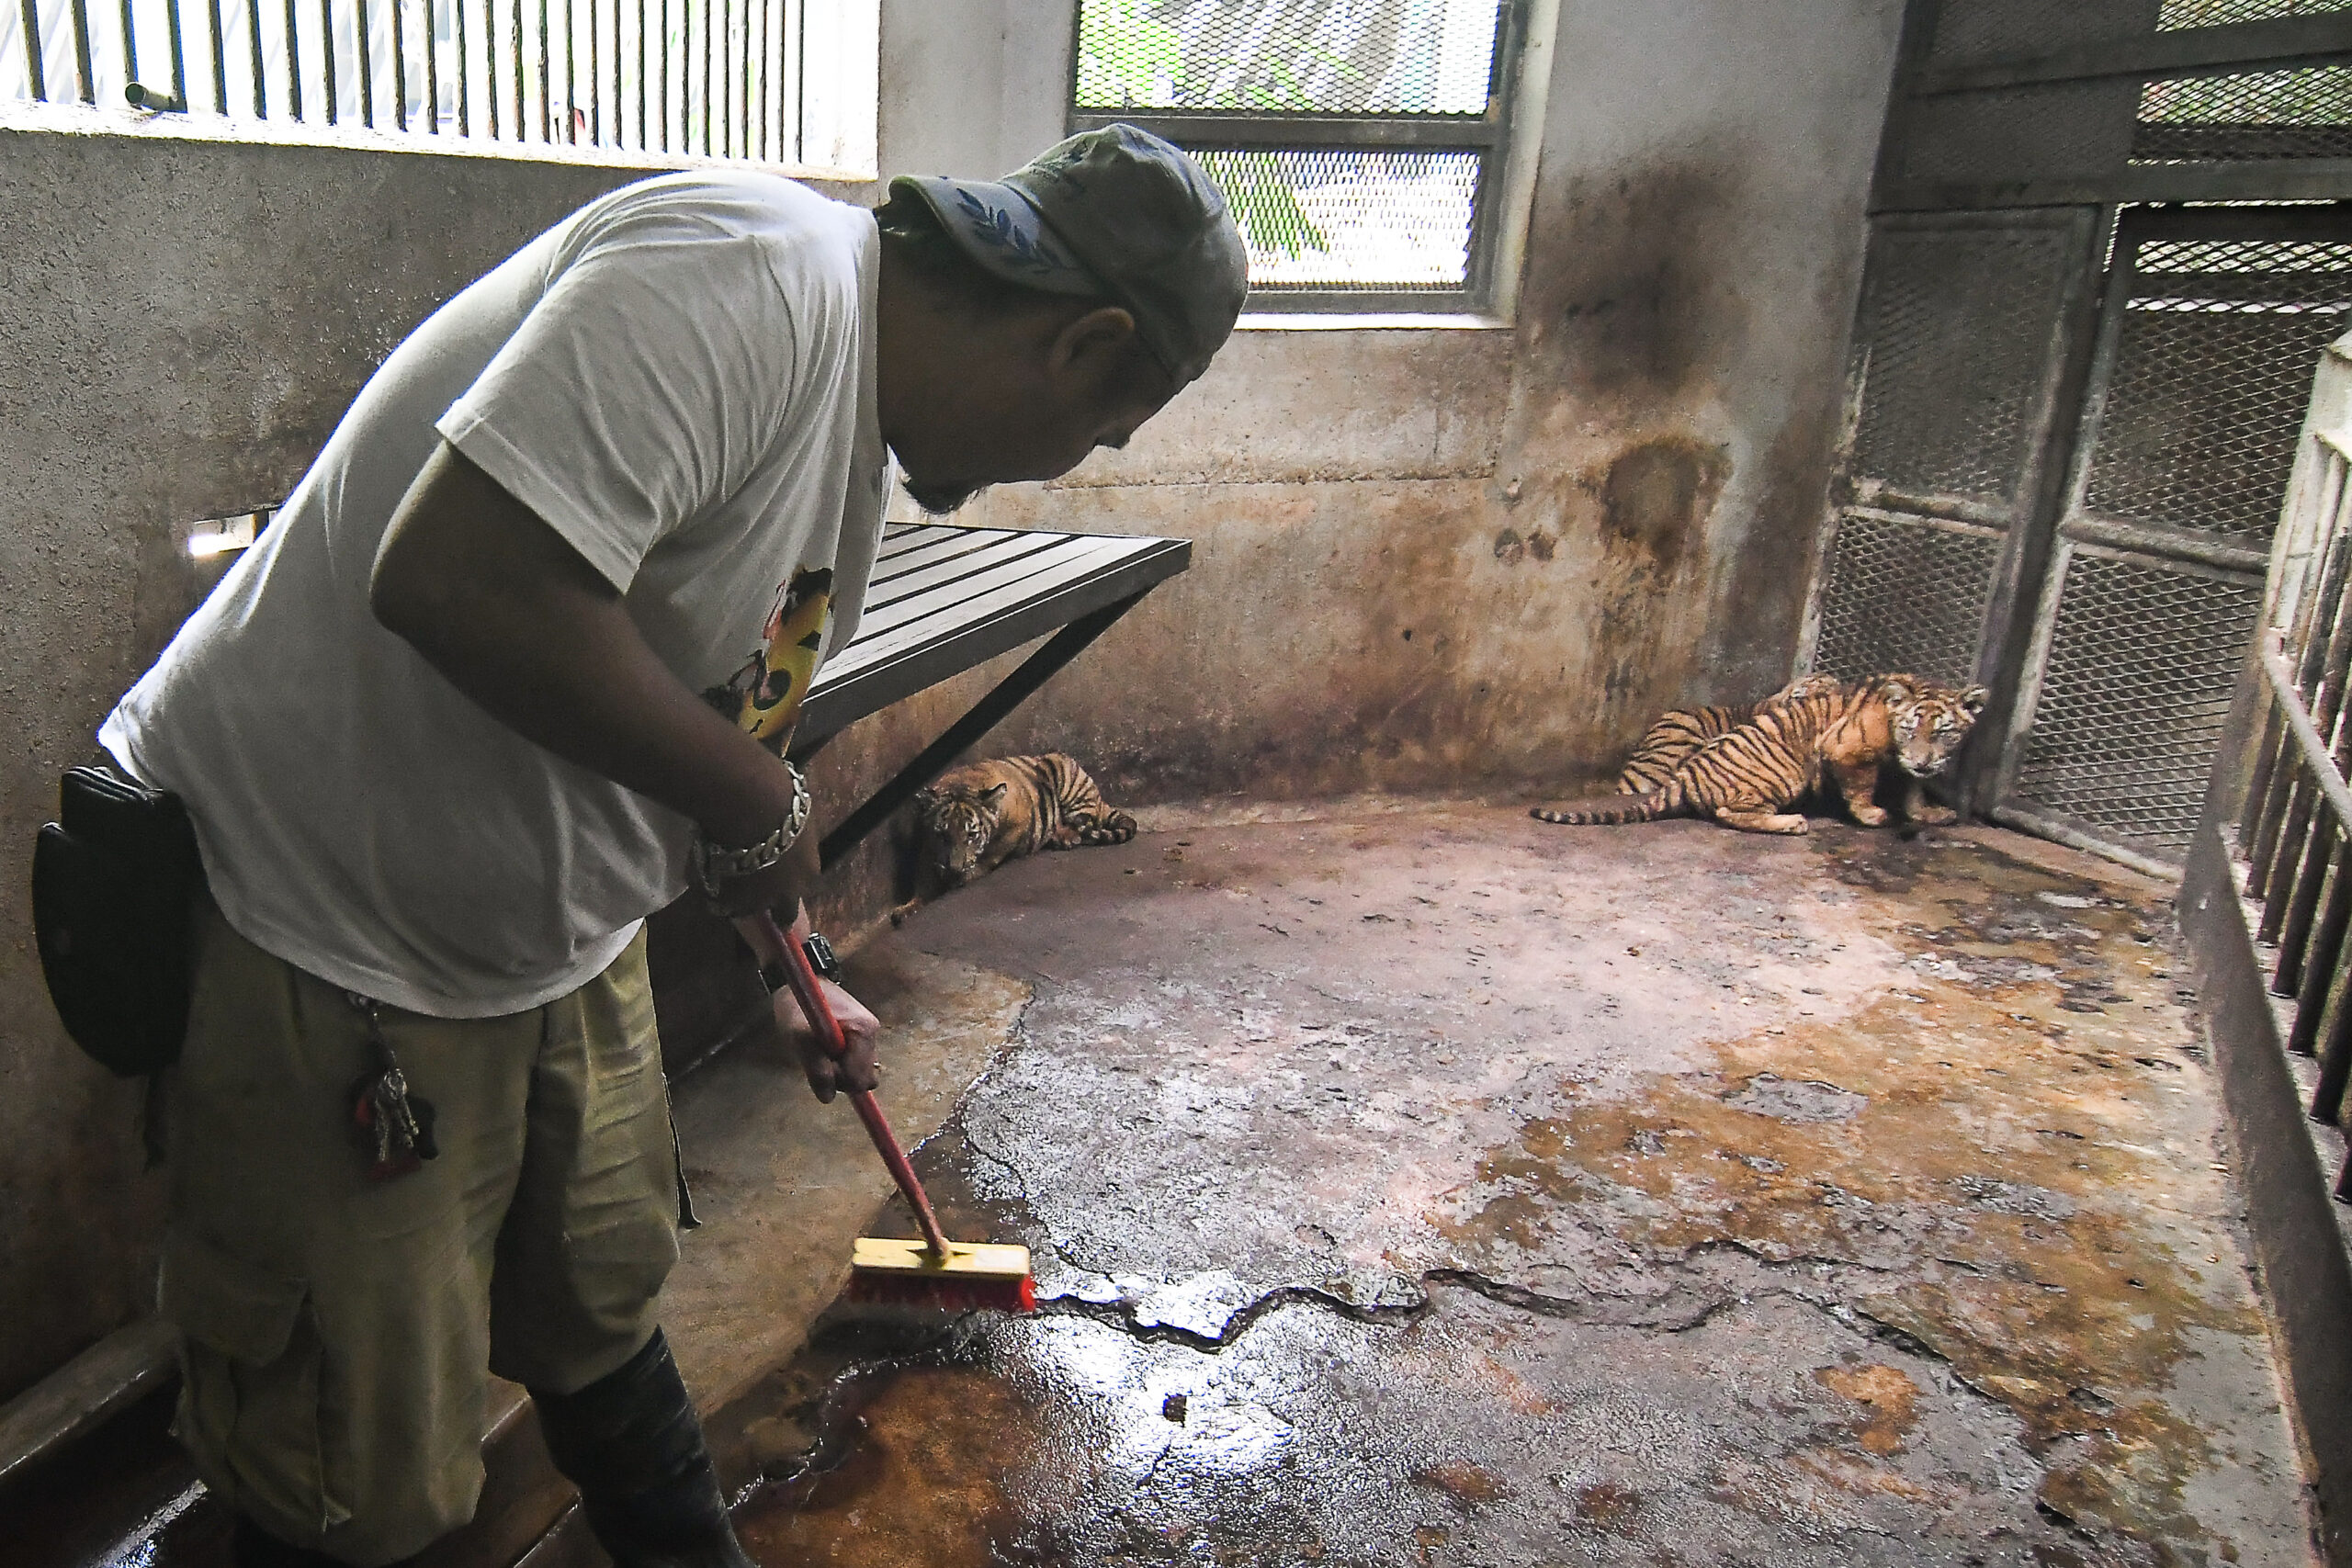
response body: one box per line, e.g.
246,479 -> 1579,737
31,766 -> 206,1077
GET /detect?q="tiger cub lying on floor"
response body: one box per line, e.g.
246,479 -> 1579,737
895,754 -> 1137,920
1534,674 -> 1987,835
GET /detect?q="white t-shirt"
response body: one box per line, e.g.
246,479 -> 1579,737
101,171 -> 889,1019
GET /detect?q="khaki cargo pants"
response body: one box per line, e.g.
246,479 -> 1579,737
161,901 -> 683,1567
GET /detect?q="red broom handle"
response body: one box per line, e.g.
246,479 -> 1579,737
743,911 -> 954,1259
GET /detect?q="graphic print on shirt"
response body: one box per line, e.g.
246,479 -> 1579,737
705,566 -> 832,753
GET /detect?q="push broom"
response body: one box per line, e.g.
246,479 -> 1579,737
739,910 -> 1035,1313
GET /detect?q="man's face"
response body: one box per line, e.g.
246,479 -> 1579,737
887,299 -> 1178,515
897,375 -> 1170,515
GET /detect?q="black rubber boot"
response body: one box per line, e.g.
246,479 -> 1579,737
528,1329 -> 754,1568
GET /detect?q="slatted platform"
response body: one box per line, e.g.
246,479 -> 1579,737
791,520 -> 1192,865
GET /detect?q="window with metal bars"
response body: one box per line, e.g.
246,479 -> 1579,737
0,0 -> 874,170
1070,0 -> 1526,311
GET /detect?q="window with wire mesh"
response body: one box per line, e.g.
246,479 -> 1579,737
1070,0 -> 1518,308
2135,66 -> 2352,161
2158,0 -> 2352,28
0,0 -> 870,168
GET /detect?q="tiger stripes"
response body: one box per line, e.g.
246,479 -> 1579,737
1612,673 -> 1849,794
914,752 -> 1137,890
1538,675 -> 1985,836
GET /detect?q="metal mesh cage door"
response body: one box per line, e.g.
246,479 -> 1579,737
1803,209 -> 2102,696
1996,209 -> 2352,874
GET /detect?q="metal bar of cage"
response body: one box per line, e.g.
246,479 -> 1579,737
12,0 -> 819,166
281,0 -> 299,117
2246,643 -> 2352,1197
508,0 -> 521,139
2260,568 -> 2352,936
207,0 -> 225,111
19,0 -> 44,96
320,0 -> 337,121
2290,849 -> 2352,1057
117,0 -> 135,96
355,0 -> 373,124
2245,523 -> 2347,846
2249,570 -> 2346,896
244,0 -> 263,113
166,0 -> 185,107
70,0 -> 93,101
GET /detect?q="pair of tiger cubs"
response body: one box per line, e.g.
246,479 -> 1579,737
1533,672 -> 1987,835
906,672 -> 1988,904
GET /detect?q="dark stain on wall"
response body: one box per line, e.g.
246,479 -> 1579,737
1600,435 -> 1732,578
1521,157 -> 1752,410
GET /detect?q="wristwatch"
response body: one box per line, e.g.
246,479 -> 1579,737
760,931 -> 843,993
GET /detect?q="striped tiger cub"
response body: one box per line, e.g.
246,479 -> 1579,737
1613,673 -> 1849,794
914,753 -> 1137,890
1536,674 -> 1987,835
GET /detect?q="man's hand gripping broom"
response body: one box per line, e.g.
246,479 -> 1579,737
739,910 -> 1035,1313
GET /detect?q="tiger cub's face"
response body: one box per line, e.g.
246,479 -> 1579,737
920,782 -> 1009,885
1887,682 -> 1988,778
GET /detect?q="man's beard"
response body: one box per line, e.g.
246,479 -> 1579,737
904,477 -> 988,516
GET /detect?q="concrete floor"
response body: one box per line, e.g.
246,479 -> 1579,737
719,802 -> 2318,1568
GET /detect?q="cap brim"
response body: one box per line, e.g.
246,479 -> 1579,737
889,174 -> 1108,299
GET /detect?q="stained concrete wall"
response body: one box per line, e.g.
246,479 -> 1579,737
921,0 -> 1908,807
0,0 -> 1901,1403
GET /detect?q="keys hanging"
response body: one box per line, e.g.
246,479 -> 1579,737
346,992 -> 438,1181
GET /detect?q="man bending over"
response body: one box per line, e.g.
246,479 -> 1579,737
99,125 -> 1245,1568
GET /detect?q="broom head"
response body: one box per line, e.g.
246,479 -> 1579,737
845,1236 -> 1037,1313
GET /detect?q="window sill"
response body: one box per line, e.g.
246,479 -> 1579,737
1236,310 -> 1510,332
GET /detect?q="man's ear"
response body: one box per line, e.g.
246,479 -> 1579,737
1047,305 -> 1141,385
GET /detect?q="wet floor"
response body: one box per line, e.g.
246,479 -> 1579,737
724,806 -> 2317,1567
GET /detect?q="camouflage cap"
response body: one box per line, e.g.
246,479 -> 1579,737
890,123 -> 1249,388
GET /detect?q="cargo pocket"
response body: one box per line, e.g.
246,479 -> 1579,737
161,1229 -> 353,1536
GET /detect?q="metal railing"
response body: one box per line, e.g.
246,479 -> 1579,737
2235,354 -> 2352,1196
2,0 -> 849,164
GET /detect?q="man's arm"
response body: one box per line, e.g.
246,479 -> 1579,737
371,441 -> 878,1097
373,442 -> 800,880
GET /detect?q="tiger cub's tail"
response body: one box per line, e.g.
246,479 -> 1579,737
1532,791 -> 1673,825
1074,809 -> 1138,846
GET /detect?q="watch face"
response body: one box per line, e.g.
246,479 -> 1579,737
804,933 -> 842,981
